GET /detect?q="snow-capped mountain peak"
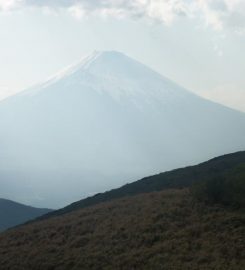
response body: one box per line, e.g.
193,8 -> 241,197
19,50 -> 194,104
0,51 -> 244,208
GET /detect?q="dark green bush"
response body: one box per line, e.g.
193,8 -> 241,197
191,164 -> 245,208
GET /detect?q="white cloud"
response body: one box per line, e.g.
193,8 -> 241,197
194,0 -> 245,32
0,0 -> 22,11
68,5 -> 86,20
0,0 -> 245,33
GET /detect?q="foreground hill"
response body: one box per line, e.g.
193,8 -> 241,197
0,51 -> 245,207
0,199 -> 52,231
38,151 -> 245,220
0,189 -> 244,270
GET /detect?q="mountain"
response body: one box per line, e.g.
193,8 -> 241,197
0,51 -> 245,207
0,198 -> 52,231
36,151 -> 245,220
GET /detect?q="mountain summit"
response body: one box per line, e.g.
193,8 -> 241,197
0,51 -> 245,207
20,50 -> 193,101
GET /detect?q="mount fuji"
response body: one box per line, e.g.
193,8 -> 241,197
0,51 -> 245,207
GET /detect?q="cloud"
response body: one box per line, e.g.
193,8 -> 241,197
0,0 -> 22,11
1,0 -> 245,33
194,0 -> 245,32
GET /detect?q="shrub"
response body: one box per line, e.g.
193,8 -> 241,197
191,164 -> 245,208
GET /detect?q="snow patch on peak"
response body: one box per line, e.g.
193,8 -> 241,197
57,50 -> 127,78
15,50 -> 197,104
16,51 -> 103,98
38,51 -> 103,86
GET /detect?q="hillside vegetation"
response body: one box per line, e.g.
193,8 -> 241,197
192,163 -> 245,208
0,151 -> 244,269
0,189 -> 244,270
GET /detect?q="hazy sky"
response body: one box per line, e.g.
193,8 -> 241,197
0,0 -> 245,112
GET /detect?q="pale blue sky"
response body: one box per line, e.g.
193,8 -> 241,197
0,0 -> 245,111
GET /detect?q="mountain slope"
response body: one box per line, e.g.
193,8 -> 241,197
37,151 -> 245,220
0,199 -> 52,231
0,189 -> 244,270
0,51 -> 245,207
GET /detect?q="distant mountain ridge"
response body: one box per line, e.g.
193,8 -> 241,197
0,198 -> 52,231
36,151 -> 245,221
0,51 -> 245,207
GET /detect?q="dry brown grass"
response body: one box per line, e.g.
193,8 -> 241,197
0,189 -> 244,270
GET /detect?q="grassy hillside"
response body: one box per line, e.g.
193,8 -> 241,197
39,151 -> 245,220
0,199 -> 52,231
0,151 -> 244,269
0,189 -> 244,270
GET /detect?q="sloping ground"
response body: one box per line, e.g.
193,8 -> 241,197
39,151 -> 245,220
0,199 -> 52,231
0,189 -> 244,270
